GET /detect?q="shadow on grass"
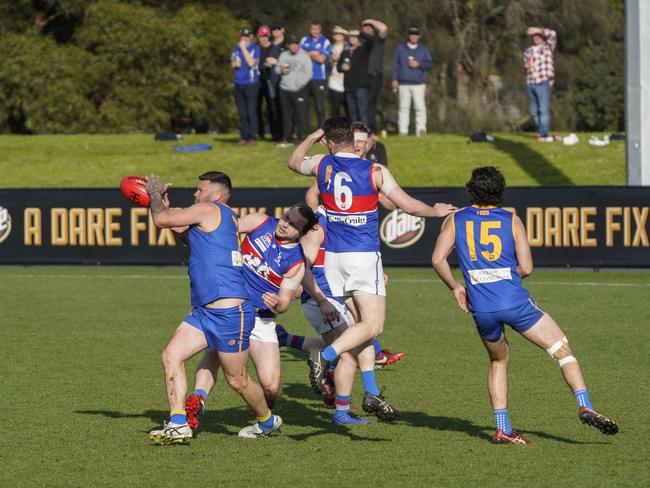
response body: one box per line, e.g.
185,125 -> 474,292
400,411 -> 607,444
74,382 -> 390,442
492,136 -> 573,185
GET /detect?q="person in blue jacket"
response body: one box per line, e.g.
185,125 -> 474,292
390,27 -> 432,136
231,28 -> 261,146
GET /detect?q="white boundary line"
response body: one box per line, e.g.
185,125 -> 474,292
0,274 -> 648,287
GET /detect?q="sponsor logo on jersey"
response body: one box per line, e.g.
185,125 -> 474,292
0,206 -> 12,244
231,250 -> 243,266
379,209 -> 425,249
467,267 -> 512,285
243,253 -> 272,280
254,233 -> 273,252
328,214 -> 367,226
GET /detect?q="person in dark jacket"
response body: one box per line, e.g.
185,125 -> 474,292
390,27 -> 432,136
338,29 -> 374,125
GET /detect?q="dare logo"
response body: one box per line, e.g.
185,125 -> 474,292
0,206 -> 12,244
379,209 -> 425,249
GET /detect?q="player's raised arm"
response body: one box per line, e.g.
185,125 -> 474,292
147,174 -> 215,229
237,212 -> 271,234
432,215 -> 468,313
513,214 -> 533,278
262,262 -> 306,314
373,165 -> 457,217
288,129 -> 326,175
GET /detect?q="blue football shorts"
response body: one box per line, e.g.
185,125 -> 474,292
183,301 -> 255,353
471,298 -> 545,342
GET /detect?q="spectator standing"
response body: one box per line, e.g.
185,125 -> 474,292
327,26 -> 349,117
257,25 -> 274,140
263,23 -> 288,141
391,27 -> 432,136
275,36 -> 312,146
231,28 -> 261,145
300,20 -> 330,129
338,29 -> 374,125
523,26 -> 557,141
361,19 -> 388,133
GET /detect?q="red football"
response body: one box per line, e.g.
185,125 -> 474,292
120,176 -> 150,207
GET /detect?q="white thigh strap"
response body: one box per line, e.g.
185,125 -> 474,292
558,355 -> 577,367
546,336 -> 568,357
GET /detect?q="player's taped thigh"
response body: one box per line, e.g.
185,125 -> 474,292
545,336 -> 577,366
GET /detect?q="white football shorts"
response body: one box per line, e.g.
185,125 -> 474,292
250,315 -> 279,343
301,297 -> 348,335
324,251 -> 386,297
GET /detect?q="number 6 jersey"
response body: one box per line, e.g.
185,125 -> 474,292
317,153 -> 379,253
453,206 -> 530,312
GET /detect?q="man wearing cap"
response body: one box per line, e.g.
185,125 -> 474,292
361,19 -> 388,134
257,25 -> 275,141
275,36 -> 312,146
523,26 -> 557,141
263,23 -> 289,141
231,28 -> 261,146
338,29 -> 375,125
391,27 -> 432,136
300,20 -> 331,129
327,26 -> 349,118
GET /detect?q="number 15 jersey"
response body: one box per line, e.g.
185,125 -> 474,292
453,206 -> 530,312
317,153 -> 379,253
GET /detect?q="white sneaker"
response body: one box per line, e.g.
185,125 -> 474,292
149,421 -> 192,445
538,136 -> 554,142
238,415 -> 283,438
563,133 -> 579,146
588,135 -> 610,147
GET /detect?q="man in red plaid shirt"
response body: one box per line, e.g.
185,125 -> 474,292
523,27 -> 557,141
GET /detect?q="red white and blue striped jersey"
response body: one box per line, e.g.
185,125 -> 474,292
453,206 -> 530,312
241,216 -> 305,310
300,210 -> 341,304
317,153 -> 379,252
187,202 -> 248,307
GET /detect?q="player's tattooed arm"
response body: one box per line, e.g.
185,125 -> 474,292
432,215 -> 468,313
146,174 -> 166,216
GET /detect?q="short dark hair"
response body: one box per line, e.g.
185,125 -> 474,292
351,121 -> 369,133
199,171 -> 232,193
310,20 -> 321,27
323,116 -> 353,144
465,166 -> 506,206
287,203 -> 319,236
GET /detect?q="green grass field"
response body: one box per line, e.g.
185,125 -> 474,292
0,132 -> 624,188
2,267 -> 648,487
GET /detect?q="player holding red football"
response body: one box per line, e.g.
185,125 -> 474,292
184,205 -> 321,432
146,171 -> 282,443
288,116 -> 456,417
432,166 -> 618,444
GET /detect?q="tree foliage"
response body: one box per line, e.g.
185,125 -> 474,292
0,0 -> 625,133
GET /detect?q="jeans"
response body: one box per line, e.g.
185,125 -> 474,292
280,87 -> 310,141
234,82 -> 260,141
526,80 -> 552,137
346,87 -> 369,125
367,73 -> 383,133
258,80 -> 283,140
329,89 -> 347,118
398,84 -> 426,135
308,80 -> 326,129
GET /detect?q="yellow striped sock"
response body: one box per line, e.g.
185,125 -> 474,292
257,410 -> 272,423
171,410 -> 186,416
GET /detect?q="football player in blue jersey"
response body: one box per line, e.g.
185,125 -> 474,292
288,116 -> 455,418
432,166 -> 618,444
184,205 -> 320,434
145,172 -> 281,443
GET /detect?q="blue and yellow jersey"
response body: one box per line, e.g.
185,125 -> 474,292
452,206 -> 530,312
187,202 -> 248,307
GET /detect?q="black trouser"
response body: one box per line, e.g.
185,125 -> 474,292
258,79 -> 283,140
367,73 -> 383,133
308,80 -> 326,129
280,87 -> 309,141
329,89 -> 347,118
234,82 -> 260,141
